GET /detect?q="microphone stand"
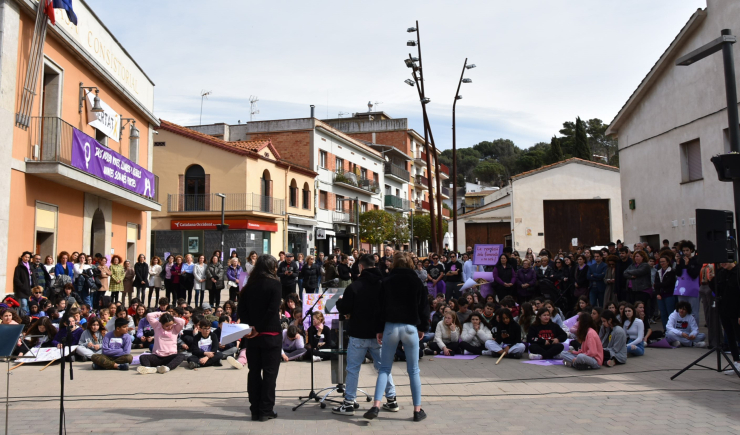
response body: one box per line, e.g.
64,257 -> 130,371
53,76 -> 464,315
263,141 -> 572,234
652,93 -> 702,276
292,283 -> 333,411
59,328 -> 74,435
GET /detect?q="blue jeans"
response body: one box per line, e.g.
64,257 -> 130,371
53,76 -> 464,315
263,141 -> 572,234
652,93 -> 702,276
375,323 -> 421,406
627,341 -> 644,356
345,337 -> 395,403
657,295 -> 676,331
17,298 -> 28,316
589,288 -> 604,309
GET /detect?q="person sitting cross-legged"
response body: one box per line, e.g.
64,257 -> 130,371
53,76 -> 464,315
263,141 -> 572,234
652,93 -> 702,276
560,312 -> 603,370
666,301 -> 706,348
483,308 -> 526,358
91,318 -> 133,371
187,319 -> 223,369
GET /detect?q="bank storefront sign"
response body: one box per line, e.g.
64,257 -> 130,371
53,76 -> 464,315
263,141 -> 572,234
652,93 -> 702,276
85,91 -> 121,142
71,128 -> 155,199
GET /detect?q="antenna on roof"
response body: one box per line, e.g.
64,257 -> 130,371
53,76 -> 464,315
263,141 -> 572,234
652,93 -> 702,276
338,111 -> 350,118
374,101 -> 383,112
200,90 -> 211,124
249,96 -> 260,122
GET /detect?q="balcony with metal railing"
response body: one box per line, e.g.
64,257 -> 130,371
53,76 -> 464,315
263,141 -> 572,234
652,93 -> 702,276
415,199 -> 431,213
441,186 -> 450,198
25,116 -> 160,211
384,195 -> 411,211
167,193 -> 285,215
414,175 -> 429,190
413,150 -> 427,167
332,169 -> 380,195
384,162 -> 410,183
439,163 -> 450,178
333,210 -> 357,224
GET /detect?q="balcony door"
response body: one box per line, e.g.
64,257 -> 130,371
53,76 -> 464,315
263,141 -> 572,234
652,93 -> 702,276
90,209 -> 106,257
261,170 -> 273,213
185,165 -> 206,211
40,62 -> 62,161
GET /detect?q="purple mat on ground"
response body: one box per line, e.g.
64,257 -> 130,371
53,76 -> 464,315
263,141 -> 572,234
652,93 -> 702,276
521,359 -> 563,366
647,338 -> 676,349
131,355 -> 140,365
433,354 -> 479,360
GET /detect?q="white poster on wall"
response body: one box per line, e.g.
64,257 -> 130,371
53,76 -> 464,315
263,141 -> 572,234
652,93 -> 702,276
86,91 -> 121,143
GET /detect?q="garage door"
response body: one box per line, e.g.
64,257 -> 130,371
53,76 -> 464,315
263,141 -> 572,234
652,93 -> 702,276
465,222 -> 511,247
543,199 -> 610,252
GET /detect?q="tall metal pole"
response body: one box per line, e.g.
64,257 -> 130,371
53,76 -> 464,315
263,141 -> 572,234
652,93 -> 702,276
220,195 -> 225,260
452,58 -> 467,254
720,29 -> 740,237
410,209 -> 414,254
355,197 -> 360,251
411,24 -> 438,253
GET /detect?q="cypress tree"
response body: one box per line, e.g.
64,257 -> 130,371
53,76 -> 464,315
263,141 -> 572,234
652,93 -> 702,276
550,135 -> 564,162
574,117 -> 591,160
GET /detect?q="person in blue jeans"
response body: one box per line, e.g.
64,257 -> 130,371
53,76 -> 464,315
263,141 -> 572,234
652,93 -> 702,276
364,252 -> 429,423
333,255 -> 396,416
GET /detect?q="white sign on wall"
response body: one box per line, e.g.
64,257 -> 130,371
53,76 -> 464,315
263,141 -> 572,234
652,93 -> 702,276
85,91 -> 120,142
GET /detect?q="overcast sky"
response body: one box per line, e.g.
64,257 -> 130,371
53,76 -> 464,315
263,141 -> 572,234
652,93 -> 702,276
87,0 -> 706,151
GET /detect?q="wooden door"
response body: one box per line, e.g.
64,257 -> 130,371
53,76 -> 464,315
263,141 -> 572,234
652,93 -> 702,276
543,199 -> 610,252
465,222 -> 511,247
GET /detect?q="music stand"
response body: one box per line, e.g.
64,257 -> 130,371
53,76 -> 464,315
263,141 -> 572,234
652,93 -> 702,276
0,324 -> 24,435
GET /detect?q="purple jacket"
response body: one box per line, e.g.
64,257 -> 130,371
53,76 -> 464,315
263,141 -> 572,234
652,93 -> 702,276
51,326 -> 83,347
101,331 -> 132,358
226,265 -> 242,282
136,317 -> 152,338
516,267 -> 537,296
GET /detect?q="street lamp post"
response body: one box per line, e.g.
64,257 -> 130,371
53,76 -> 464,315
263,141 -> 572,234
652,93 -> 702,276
452,59 -> 476,253
676,29 -> 740,248
215,193 -> 227,261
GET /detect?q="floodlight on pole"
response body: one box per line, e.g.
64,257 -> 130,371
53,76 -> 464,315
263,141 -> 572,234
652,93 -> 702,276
462,78 -> 472,83
407,27 -> 417,32
407,40 -> 417,46
465,64 -> 477,69
404,59 -> 416,68
404,79 -> 415,86
420,98 -> 430,104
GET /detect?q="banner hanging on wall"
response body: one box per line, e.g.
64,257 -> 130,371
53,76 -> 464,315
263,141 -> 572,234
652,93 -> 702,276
71,128 -> 156,199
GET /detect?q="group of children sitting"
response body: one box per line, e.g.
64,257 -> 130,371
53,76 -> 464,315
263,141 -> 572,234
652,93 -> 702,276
424,291 -> 706,369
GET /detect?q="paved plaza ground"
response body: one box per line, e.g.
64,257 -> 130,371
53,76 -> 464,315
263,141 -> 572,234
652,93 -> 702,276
1,340 -> 740,435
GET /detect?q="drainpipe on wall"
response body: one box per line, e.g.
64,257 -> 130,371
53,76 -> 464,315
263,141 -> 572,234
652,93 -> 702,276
284,165 -> 291,254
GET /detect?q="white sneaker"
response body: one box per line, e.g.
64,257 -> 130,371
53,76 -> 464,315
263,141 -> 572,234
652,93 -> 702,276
313,356 -> 322,362
723,361 -> 740,375
226,356 -> 243,370
481,350 -> 493,356
137,366 -> 157,375
463,350 -> 472,355
157,366 -> 170,374
693,341 -> 706,348
670,341 -> 681,347
528,353 -> 542,360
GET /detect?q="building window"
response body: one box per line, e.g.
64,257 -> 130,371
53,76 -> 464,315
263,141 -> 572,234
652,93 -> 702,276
361,168 -> 367,180
95,129 -> 108,147
302,183 -> 310,210
336,157 -> 344,172
185,165 -> 206,211
35,202 -> 57,258
336,195 -> 344,211
289,179 -> 298,208
361,202 -> 367,213
680,139 -> 702,183
319,190 -> 327,209
320,150 -> 327,168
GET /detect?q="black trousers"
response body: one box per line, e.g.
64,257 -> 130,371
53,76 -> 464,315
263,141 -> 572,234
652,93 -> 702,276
528,343 -> 564,359
459,341 -> 485,355
209,283 -> 222,307
721,310 -> 740,362
429,341 -> 460,355
282,282 -> 296,300
246,334 -> 282,417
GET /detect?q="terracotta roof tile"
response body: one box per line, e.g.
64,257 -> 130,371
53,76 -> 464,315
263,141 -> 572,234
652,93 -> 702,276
460,202 -> 511,218
158,119 -> 282,159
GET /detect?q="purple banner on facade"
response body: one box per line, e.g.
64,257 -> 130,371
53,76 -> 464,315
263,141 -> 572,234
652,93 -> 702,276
71,128 -> 155,199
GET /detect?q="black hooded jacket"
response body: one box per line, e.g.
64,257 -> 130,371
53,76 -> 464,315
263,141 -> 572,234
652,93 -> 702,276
336,267 -> 384,339
379,268 -> 430,332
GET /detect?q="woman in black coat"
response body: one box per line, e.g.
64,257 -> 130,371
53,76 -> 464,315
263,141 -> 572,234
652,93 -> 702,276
134,254 -> 149,302
238,254 -> 282,422
573,255 -> 590,298
299,255 -> 320,296
13,251 -> 34,315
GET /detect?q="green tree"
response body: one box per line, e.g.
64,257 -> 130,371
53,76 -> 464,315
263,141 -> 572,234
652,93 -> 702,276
473,160 -> 506,183
586,118 -> 618,163
359,209 -> 394,245
572,117 -> 591,160
558,120 -> 576,157
411,214 -> 448,246
388,213 -> 410,244
550,135 -> 564,162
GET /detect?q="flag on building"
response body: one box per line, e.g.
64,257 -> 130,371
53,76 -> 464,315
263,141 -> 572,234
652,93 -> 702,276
52,0 -> 77,25
43,0 -> 55,25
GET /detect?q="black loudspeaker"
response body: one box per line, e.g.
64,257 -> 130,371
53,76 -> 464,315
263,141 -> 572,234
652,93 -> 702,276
695,209 -> 736,264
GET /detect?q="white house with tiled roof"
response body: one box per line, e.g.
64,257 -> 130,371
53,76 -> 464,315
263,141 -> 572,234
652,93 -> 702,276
455,158 -> 623,255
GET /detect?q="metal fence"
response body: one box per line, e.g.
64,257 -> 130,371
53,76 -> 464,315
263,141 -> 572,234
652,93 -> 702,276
167,193 -> 285,215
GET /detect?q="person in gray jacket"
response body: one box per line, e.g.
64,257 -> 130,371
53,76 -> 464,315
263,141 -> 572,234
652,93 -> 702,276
76,317 -> 105,361
623,250 -> 653,306
599,310 -> 627,367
